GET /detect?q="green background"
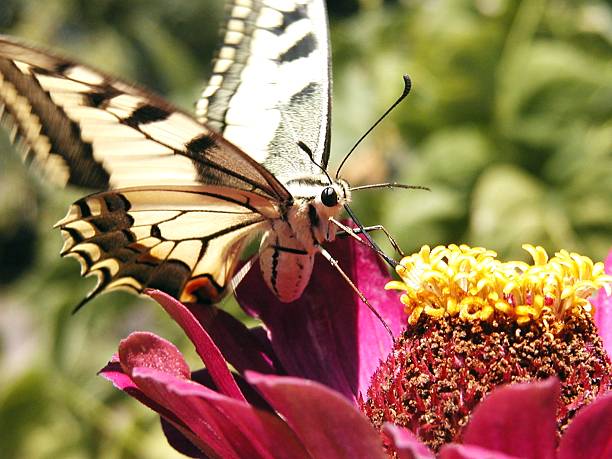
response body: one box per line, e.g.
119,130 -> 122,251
1,0 -> 611,457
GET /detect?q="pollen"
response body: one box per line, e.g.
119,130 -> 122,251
386,244 -> 612,331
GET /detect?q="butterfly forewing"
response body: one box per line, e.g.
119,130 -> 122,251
0,36 -> 290,200
197,0 -> 331,178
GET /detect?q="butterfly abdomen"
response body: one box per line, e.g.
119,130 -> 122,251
259,221 -> 314,303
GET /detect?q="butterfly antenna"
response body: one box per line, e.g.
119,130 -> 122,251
72,297 -> 91,314
298,140 -> 334,185
350,182 -> 430,192
318,246 -> 393,338
336,74 -> 412,179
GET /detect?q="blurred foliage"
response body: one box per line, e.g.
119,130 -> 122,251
0,0 -> 610,458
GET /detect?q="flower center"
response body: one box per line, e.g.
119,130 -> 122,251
362,244 -> 612,453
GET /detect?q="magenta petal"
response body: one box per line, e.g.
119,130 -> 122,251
383,423 -> 434,459
593,249 -> 612,358
133,366 -> 309,459
191,369 -> 273,412
99,354 -> 139,392
131,366 -> 248,459
462,378 -> 559,459
236,236 -> 405,401
146,289 -> 245,401
100,358 -> 207,456
118,332 -> 190,379
349,237 -> 408,396
558,391 -> 612,459
246,371 -> 386,459
439,444 -> 521,459
185,302 -> 278,374
175,379 -> 310,459
100,358 -> 171,416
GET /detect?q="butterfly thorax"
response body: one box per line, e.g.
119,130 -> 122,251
258,175 -> 351,302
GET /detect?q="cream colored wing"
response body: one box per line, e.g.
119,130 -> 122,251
56,185 -> 277,309
0,35 -> 290,201
196,0 -> 332,179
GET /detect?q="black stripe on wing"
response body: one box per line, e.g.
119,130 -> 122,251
0,57 -> 110,188
123,104 -> 171,127
279,32 -> 317,62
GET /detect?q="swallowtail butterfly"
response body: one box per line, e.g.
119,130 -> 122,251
0,1 -> 396,310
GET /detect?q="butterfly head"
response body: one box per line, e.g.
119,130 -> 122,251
284,176 -> 351,248
320,185 -> 340,207
314,179 -> 350,212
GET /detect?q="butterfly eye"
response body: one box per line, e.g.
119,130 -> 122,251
321,186 -> 338,207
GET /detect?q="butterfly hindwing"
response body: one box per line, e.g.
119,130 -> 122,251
196,0 -> 331,178
57,185 -> 277,307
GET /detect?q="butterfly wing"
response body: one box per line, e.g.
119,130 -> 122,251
0,35 -> 292,304
57,185 -> 276,308
0,35 -> 289,200
196,0 -> 332,179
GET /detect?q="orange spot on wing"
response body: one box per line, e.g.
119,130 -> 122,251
181,276 -> 224,304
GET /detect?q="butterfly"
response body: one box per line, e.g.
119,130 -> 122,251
0,1 -> 407,312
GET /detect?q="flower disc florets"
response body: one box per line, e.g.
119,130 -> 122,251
362,244 -> 612,452
386,244 -> 612,330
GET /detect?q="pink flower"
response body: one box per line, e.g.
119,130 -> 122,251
100,240 -> 612,458
592,249 -> 612,358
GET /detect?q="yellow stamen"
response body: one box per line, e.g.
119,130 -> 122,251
387,244 -> 612,332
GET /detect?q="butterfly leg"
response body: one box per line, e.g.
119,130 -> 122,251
318,246 -> 393,338
330,218 -> 404,258
349,225 -> 404,257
